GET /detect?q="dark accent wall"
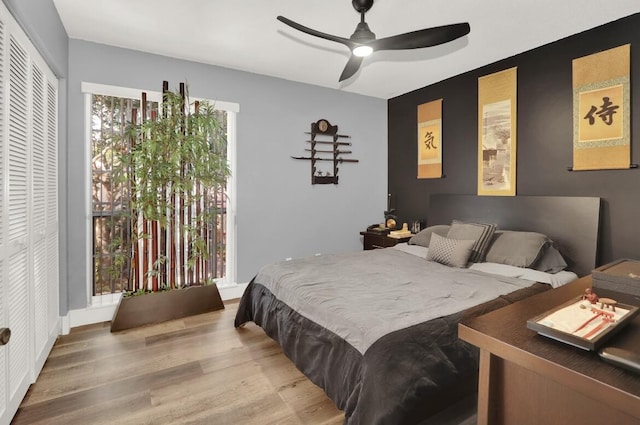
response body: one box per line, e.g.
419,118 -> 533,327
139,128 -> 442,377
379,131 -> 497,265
388,13 -> 640,268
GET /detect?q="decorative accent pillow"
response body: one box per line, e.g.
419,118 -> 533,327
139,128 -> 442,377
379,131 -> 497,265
531,244 -> 568,273
408,224 -> 450,247
426,233 -> 475,268
446,220 -> 497,263
485,230 -> 550,268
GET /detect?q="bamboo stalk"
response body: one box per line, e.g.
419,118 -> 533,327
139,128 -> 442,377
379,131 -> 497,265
160,83 -> 177,289
162,80 -> 168,118
179,82 -> 190,286
195,182 -> 201,281
212,189 -> 218,278
141,92 -> 160,292
151,221 -> 159,291
203,189 -> 209,279
162,82 -> 172,285
142,219 -> 149,291
194,101 -> 202,282
129,107 -> 139,292
220,190 -> 226,276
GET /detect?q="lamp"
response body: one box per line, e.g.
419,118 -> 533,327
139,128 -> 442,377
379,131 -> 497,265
353,45 -> 373,57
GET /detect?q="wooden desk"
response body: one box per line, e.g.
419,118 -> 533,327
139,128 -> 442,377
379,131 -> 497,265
459,276 -> 640,425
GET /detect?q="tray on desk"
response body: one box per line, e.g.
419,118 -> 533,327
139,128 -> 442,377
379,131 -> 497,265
527,296 -> 640,351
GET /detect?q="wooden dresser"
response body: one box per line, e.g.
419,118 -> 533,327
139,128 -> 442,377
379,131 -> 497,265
459,275 -> 640,425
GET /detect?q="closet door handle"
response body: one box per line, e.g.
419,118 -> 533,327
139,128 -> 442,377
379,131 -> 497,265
0,328 -> 10,346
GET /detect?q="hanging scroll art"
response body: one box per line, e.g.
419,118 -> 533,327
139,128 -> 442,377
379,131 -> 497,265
572,44 -> 630,171
417,99 -> 443,179
477,67 -> 517,196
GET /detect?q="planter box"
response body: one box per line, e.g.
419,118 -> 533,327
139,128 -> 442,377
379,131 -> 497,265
111,284 -> 224,332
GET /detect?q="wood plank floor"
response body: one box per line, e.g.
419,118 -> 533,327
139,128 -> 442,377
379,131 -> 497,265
12,300 -> 345,425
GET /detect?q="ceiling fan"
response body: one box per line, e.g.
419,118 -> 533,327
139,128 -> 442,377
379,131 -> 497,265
277,0 -> 470,82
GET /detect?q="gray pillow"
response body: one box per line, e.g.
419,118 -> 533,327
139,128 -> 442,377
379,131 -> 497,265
426,233 -> 475,268
408,224 -> 450,247
446,220 -> 496,263
532,244 -> 567,273
485,230 -> 549,268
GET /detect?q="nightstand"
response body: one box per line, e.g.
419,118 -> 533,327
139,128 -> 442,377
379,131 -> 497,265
359,231 -> 412,250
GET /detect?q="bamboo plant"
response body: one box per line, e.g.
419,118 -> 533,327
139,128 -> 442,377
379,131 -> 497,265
116,82 -> 230,295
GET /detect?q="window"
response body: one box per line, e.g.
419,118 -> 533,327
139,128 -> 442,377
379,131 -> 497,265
84,83 -> 237,301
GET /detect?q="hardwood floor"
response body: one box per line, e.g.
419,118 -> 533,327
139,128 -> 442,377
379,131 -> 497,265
12,300 -> 344,425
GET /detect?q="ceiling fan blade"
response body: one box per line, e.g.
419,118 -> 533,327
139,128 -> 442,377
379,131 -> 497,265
339,55 -> 364,82
371,23 -> 470,51
277,16 -> 355,49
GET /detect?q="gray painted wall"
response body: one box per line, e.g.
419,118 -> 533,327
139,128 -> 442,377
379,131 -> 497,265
67,40 -> 388,312
2,0 -> 68,77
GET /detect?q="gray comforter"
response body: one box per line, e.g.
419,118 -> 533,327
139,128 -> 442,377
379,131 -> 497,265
235,248 -> 550,424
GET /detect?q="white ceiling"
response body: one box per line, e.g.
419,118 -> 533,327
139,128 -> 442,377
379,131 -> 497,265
53,0 -> 640,99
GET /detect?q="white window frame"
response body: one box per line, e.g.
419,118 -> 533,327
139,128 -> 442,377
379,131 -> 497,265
81,82 -> 238,307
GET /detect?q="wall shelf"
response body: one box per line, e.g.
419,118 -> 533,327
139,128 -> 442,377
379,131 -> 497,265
291,119 -> 359,185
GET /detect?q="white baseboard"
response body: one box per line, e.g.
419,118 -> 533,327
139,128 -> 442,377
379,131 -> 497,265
218,282 -> 249,300
66,303 -> 119,332
60,282 -> 249,334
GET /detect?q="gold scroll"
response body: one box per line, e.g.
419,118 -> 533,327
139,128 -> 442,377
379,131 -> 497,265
572,44 -> 630,170
417,99 -> 443,179
477,67 -> 517,196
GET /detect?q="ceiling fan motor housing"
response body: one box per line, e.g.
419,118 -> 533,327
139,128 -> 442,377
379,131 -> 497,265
352,0 -> 374,13
351,21 -> 375,43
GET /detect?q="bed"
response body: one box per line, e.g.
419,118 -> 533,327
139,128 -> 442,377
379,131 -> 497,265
234,195 -> 601,424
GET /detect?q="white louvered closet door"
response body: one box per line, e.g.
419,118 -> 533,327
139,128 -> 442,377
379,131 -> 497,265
31,61 -> 58,374
6,32 -> 31,425
0,15 -> 6,425
0,3 -> 59,424
45,78 -> 59,357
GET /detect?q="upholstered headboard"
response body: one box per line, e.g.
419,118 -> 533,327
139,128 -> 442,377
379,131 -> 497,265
428,194 -> 601,277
